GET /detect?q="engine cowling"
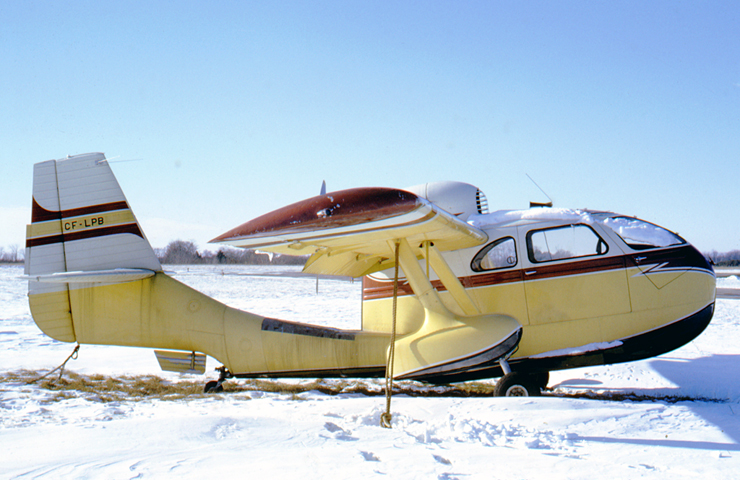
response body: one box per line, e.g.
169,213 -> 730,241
404,181 -> 488,221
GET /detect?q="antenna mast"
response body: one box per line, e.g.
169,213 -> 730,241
526,174 -> 553,208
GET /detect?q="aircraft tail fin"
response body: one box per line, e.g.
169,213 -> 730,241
25,152 -> 161,342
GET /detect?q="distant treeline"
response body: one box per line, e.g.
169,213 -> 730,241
0,241 -> 306,265
705,250 -> 740,267
155,240 -> 307,266
2,242 -> 740,267
0,245 -> 23,264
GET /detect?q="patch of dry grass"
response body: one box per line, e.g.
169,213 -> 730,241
2,370 -> 715,404
227,378 -> 498,397
1,370 -> 205,403
1,369 -> 498,403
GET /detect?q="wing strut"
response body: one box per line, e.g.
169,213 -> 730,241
387,238 -> 522,382
420,242 -> 480,316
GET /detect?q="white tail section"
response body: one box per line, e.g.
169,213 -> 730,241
25,152 -> 161,342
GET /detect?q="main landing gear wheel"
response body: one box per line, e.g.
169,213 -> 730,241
204,366 -> 232,393
531,371 -> 550,390
204,380 -> 224,393
494,372 -> 542,397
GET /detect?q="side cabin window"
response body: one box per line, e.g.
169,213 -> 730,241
471,237 -> 517,271
527,224 -> 608,263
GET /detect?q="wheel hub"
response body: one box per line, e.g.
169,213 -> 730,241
505,385 -> 529,396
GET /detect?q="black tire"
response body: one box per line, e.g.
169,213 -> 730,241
204,380 -> 224,393
531,371 -> 550,390
494,372 -> 541,397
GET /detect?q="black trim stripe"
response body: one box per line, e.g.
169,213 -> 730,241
626,245 -> 714,273
261,317 -> 356,341
395,328 -> 522,382
232,365 -> 386,379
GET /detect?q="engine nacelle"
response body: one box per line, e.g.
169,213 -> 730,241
404,181 -> 488,221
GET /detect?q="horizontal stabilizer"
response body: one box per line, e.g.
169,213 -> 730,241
24,268 -> 155,284
154,350 -> 207,374
714,267 -> 740,278
716,288 -> 740,299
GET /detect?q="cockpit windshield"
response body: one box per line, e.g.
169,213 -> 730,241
601,216 -> 685,250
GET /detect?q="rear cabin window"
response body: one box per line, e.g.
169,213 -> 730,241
601,216 -> 685,250
527,224 -> 608,263
471,237 -> 517,271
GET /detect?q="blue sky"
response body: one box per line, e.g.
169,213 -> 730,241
1,1 -> 738,253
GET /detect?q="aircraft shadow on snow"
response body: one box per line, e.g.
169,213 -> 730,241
556,354 -> 740,450
650,354 -> 740,447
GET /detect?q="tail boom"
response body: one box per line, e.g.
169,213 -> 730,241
24,153 -> 520,383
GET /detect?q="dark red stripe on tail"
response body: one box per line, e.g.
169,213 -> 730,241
26,223 -> 144,248
31,199 -> 130,223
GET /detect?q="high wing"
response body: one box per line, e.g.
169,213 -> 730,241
210,187 -> 489,277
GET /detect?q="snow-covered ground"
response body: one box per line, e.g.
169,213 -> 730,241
2,264 -> 739,479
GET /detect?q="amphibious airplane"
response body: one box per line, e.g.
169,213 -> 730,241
25,153 -> 716,397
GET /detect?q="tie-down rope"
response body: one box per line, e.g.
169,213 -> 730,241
27,344 -> 80,384
380,241 -> 400,428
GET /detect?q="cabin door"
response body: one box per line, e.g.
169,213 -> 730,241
517,223 -> 631,326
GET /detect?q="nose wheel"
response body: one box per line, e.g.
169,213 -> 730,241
495,372 -> 541,396
494,368 -> 549,397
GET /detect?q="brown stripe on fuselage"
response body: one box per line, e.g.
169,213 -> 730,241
26,223 -> 144,248
362,245 -> 711,301
363,266 -> 526,300
31,198 -> 130,223
523,255 -> 625,281
363,277 -> 416,300
363,256 -> 624,301
467,268 -> 525,288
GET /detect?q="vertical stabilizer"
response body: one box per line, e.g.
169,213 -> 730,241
25,153 -> 161,342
